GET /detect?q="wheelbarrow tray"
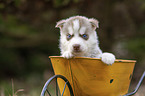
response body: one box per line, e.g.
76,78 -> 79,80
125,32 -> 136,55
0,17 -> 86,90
49,56 -> 136,96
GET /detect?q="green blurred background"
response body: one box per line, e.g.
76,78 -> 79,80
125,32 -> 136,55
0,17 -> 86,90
0,0 -> 145,95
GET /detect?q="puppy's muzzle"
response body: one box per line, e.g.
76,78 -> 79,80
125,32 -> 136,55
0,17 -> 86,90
73,44 -> 81,52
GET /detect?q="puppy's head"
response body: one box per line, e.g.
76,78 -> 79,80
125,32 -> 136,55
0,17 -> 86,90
56,16 -> 99,56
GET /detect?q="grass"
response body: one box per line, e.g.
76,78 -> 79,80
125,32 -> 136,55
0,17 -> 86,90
0,77 -> 41,96
0,71 -> 55,96
10,79 -> 24,96
0,79 -> 24,96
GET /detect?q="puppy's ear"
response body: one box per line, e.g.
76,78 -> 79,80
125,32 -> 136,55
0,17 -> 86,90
55,20 -> 66,29
89,18 -> 99,30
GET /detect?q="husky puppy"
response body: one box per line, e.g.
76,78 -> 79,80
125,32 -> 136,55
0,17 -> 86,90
56,16 -> 115,65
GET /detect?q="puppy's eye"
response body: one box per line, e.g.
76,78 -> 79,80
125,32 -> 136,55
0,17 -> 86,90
82,34 -> 87,38
67,34 -> 71,38
67,34 -> 73,40
80,34 -> 88,40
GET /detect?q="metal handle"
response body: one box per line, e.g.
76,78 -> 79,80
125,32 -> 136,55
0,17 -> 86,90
123,71 -> 145,96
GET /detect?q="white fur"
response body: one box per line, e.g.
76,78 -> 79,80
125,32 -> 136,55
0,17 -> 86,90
101,53 -> 116,65
56,16 -> 116,65
68,26 -> 73,35
79,27 -> 86,35
73,19 -> 80,32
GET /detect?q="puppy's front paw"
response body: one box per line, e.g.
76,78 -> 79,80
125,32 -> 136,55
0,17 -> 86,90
62,51 -> 73,59
101,53 -> 116,65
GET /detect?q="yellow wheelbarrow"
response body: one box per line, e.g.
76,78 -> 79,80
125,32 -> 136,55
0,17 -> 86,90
41,56 -> 145,96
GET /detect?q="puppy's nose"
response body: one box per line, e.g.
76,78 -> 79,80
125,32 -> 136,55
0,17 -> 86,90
73,44 -> 80,51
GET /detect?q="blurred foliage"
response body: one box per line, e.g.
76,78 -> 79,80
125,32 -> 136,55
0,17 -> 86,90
53,0 -> 79,7
0,0 -> 145,80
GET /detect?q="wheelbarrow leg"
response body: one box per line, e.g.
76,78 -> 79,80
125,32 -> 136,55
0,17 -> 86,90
123,71 -> 145,96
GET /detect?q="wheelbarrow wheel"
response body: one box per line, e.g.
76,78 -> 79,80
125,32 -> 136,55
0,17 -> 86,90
41,75 -> 74,96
